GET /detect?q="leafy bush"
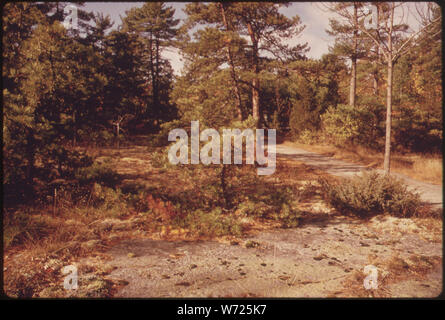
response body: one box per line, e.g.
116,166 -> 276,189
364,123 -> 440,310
90,183 -> 128,212
235,187 -> 301,227
297,129 -> 320,144
393,107 -> 443,153
176,207 -> 242,236
150,148 -> 173,169
148,119 -> 185,147
275,203 -> 300,228
321,104 -> 383,149
75,159 -> 121,187
319,171 -> 422,217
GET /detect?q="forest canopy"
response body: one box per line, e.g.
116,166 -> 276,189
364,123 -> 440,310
2,2 -> 442,205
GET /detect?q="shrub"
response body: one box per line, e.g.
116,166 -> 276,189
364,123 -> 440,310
235,187 -> 301,227
319,171 -> 422,217
150,148 -> 172,169
176,207 -> 242,236
275,203 -> 300,228
297,129 -> 320,144
75,159 -> 121,187
91,183 -> 127,210
321,104 -> 383,149
3,209 -> 58,248
144,194 -> 180,222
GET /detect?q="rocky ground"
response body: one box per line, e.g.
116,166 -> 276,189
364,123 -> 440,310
95,197 -> 442,298
96,144 -> 442,298
4,143 -> 442,298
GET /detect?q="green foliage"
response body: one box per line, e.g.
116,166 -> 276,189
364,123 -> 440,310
289,77 -> 320,137
148,119 -> 187,147
3,209 -> 58,248
319,171 -> 422,217
235,184 -> 301,227
297,130 -> 320,145
393,106 -> 442,154
275,203 -> 300,228
287,57 -> 343,138
121,2 -> 179,129
150,150 -> 171,169
90,184 -> 128,217
321,103 -> 383,149
176,207 -> 243,237
75,159 -> 121,188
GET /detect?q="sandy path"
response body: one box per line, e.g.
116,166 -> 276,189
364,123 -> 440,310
275,144 -> 443,210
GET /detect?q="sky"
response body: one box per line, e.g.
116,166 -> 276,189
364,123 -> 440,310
82,2 -> 423,75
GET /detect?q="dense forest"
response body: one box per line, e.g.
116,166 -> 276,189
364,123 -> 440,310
2,2 -> 443,298
3,2 -> 442,204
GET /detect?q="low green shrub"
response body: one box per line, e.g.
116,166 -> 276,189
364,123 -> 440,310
275,203 -> 300,228
176,207 -> 243,236
3,209 -> 58,248
75,159 -> 121,187
319,171 -> 422,217
150,148 -> 173,169
321,104 -> 383,149
297,129 -> 320,145
235,186 -> 301,227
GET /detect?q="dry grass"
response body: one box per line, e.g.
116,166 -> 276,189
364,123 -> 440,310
285,141 -> 442,185
337,253 -> 442,298
7,137 -> 438,298
4,140 -> 333,297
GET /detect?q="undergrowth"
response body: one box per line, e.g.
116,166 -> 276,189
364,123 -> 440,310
319,171 -> 423,218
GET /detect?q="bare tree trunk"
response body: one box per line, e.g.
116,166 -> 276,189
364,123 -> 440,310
247,22 -> 260,127
349,3 -> 358,107
220,164 -> 231,209
373,71 -> 378,95
384,57 -> 393,174
252,75 -> 260,126
220,3 -> 243,121
154,38 -> 160,110
372,4 -> 380,96
116,121 -> 120,149
72,110 -> 77,147
148,35 -> 157,112
25,128 -> 36,200
384,6 -> 394,175
349,58 -> 356,106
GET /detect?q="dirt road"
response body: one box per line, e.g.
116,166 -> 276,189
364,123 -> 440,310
100,143 -> 442,298
275,144 -> 443,209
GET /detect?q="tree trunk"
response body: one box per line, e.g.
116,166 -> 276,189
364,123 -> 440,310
383,56 -> 393,174
154,38 -> 160,110
349,57 -> 356,107
373,71 -> 378,95
383,4 -> 395,175
148,35 -> 157,112
251,73 -> 260,127
72,110 -> 76,146
220,3 -> 243,121
25,128 -> 36,200
372,4 -> 380,96
116,122 -> 120,149
349,3 -> 358,107
220,164 -> 231,209
247,22 -> 260,127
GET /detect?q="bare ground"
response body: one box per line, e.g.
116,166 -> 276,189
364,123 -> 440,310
6,142 -> 439,298
96,143 -> 443,298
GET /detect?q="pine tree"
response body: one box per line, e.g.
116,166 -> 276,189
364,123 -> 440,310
122,2 -> 179,127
